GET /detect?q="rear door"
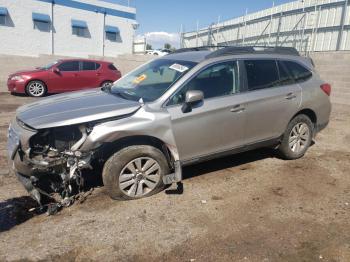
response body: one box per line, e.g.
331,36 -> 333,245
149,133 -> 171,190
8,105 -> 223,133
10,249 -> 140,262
78,61 -> 101,88
240,59 -> 302,145
48,60 -> 81,92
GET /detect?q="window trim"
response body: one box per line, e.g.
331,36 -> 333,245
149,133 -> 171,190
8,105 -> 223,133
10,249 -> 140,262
164,59 -> 241,108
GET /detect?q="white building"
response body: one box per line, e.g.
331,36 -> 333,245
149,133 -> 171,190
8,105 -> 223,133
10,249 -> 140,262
182,0 -> 350,53
0,0 -> 137,57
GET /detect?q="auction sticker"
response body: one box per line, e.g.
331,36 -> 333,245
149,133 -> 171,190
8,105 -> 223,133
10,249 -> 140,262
169,64 -> 189,73
133,74 -> 147,84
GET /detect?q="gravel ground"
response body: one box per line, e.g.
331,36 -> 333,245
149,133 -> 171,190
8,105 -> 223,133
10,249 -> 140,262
0,92 -> 349,262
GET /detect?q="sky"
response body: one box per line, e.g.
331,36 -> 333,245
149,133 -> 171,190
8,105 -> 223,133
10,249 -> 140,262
102,0 -> 295,48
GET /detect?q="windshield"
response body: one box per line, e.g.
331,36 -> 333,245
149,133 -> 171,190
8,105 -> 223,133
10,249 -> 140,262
39,61 -> 59,70
110,59 -> 197,102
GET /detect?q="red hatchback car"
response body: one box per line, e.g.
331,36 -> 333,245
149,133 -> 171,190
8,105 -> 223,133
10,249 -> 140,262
8,59 -> 122,97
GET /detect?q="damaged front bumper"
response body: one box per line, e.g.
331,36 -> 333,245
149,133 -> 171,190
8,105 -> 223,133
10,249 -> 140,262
7,118 -> 94,208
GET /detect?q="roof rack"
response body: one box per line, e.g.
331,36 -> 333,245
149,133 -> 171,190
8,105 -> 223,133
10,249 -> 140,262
171,45 -> 228,54
205,46 -> 300,59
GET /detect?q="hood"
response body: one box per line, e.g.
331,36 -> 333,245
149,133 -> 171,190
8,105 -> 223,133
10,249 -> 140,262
11,69 -> 45,77
16,89 -> 141,129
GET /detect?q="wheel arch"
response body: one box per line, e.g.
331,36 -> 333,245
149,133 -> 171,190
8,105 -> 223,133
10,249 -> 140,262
100,80 -> 113,86
291,108 -> 317,126
96,135 -> 177,170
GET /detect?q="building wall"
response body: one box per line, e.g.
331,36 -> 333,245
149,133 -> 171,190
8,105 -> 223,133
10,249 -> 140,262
0,0 -> 136,57
183,0 -> 350,53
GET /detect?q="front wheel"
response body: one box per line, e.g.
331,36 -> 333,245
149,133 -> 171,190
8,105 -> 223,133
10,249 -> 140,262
26,80 -> 47,97
102,145 -> 169,200
278,114 -> 313,160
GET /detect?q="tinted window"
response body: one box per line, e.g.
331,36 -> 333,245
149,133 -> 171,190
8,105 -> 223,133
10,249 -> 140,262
108,64 -> 118,70
169,61 -> 239,105
72,27 -> 85,37
0,16 -> 5,25
283,61 -> 312,83
82,61 -> 99,71
277,61 -> 295,86
106,32 -> 117,41
58,61 -> 79,71
245,60 -> 279,91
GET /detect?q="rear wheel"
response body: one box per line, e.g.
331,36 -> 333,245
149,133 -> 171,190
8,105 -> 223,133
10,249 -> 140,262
101,81 -> 113,88
278,114 -> 313,160
26,80 -> 47,97
102,145 -> 169,200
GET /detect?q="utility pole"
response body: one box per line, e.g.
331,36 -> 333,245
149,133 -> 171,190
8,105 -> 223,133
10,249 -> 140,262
51,0 -> 54,55
242,8 -> 248,45
268,1 -> 275,46
196,20 -> 199,47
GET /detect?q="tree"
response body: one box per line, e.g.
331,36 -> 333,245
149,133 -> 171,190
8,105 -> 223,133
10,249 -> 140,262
164,43 -> 172,50
146,44 -> 153,50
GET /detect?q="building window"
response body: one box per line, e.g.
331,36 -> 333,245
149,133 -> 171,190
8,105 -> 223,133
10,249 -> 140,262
105,25 -> 120,42
71,19 -> 88,37
0,7 -> 8,25
32,12 -> 51,32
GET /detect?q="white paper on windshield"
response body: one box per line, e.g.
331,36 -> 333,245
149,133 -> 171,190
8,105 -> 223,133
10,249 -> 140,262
169,63 -> 189,73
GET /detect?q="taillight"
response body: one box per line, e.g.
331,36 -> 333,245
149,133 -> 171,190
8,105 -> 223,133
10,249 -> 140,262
320,83 -> 331,96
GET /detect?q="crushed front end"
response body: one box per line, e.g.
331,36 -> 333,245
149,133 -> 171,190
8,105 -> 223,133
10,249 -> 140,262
8,117 -> 95,211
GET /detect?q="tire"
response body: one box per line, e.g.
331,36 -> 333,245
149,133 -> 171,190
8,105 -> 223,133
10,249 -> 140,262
26,80 -> 47,97
101,81 -> 113,88
102,145 -> 169,200
278,114 -> 314,160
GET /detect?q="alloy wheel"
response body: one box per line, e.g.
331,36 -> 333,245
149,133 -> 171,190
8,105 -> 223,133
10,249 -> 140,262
119,157 -> 161,198
28,81 -> 45,97
288,122 -> 310,153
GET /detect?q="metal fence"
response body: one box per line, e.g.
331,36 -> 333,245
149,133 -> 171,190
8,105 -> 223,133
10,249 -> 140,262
182,0 -> 350,54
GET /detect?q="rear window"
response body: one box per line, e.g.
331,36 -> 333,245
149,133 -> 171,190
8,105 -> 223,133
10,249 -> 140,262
108,64 -> 118,71
283,61 -> 312,83
277,61 -> 295,86
244,60 -> 279,91
82,61 -> 100,71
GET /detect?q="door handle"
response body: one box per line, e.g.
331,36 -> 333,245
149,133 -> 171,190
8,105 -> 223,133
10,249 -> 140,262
285,93 -> 297,100
230,105 -> 245,113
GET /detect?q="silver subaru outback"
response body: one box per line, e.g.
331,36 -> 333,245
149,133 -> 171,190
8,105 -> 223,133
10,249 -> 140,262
7,46 -> 331,206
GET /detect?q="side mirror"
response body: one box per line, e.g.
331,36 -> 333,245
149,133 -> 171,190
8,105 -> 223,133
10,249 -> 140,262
53,68 -> 60,74
181,90 -> 204,113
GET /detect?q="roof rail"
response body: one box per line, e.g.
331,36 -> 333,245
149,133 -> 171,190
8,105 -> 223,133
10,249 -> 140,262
205,46 -> 300,59
171,45 -> 228,54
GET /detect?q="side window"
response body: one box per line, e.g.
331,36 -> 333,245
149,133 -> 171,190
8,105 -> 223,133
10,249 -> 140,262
277,61 -> 295,86
58,61 -> 79,72
168,61 -> 239,106
82,61 -> 97,71
283,61 -> 312,83
244,60 -> 279,91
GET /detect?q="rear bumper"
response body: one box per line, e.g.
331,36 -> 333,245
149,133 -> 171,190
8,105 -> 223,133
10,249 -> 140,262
7,79 -> 26,94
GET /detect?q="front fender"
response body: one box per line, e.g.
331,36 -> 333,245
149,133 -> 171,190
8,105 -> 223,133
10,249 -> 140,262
80,107 -> 180,160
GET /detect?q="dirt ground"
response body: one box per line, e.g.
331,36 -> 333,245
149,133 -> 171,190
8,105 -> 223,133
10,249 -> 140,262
0,91 -> 349,262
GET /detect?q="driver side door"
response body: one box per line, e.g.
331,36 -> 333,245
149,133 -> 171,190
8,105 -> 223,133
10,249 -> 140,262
166,61 -> 247,162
